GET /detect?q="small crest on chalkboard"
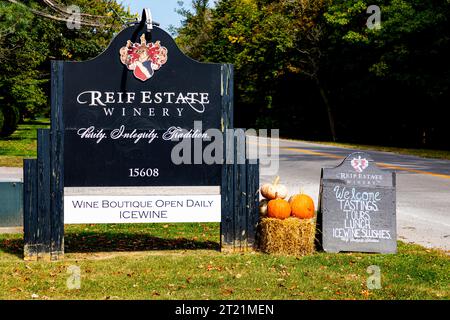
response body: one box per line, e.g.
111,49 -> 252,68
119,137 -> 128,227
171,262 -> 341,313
350,155 -> 369,173
119,34 -> 168,81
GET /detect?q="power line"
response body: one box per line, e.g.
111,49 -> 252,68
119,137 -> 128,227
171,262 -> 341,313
6,1 -> 155,31
6,0 -> 109,28
42,0 -> 108,19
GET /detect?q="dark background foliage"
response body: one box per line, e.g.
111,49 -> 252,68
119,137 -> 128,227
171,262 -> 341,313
176,0 -> 450,149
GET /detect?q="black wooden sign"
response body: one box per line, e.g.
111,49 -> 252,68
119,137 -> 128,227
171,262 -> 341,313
63,22 -> 223,187
317,152 -> 397,254
23,10 -> 259,260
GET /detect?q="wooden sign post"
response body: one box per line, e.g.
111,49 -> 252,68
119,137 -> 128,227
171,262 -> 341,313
23,10 -> 259,261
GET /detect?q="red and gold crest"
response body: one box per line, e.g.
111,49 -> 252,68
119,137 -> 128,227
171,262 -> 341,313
119,34 -> 168,81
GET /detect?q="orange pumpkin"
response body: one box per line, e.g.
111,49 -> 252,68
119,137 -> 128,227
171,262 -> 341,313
267,196 -> 291,219
289,193 -> 315,219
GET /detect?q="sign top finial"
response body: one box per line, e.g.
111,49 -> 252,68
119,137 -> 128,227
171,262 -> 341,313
141,8 -> 153,32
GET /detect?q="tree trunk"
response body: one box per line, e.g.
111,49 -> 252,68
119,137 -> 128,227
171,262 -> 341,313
316,78 -> 337,142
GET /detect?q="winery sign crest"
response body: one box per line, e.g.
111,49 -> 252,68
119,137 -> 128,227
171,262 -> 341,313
119,34 -> 168,81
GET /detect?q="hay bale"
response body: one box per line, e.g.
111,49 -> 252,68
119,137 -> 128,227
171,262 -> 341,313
258,217 -> 316,256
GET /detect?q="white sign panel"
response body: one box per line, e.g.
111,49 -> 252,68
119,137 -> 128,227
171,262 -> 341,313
64,195 -> 221,224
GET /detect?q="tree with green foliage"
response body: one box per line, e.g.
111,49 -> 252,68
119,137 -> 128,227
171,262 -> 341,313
176,0 -> 336,136
322,0 -> 450,146
176,0 -> 450,148
0,2 -> 35,136
0,0 -> 132,137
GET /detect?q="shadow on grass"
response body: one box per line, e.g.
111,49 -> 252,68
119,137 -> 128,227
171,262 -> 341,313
64,231 -> 220,253
0,231 -> 220,258
0,238 -> 23,257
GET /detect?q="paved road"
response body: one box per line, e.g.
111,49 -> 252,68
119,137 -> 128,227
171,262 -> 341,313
1,139 -> 449,250
258,138 -> 450,251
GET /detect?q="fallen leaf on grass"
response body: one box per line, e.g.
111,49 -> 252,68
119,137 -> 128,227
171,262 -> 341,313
206,264 -> 223,272
361,290 -> 370,297
222,287 -> 234,296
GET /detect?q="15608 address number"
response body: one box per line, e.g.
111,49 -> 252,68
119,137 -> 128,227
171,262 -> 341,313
128,168 -> 159,178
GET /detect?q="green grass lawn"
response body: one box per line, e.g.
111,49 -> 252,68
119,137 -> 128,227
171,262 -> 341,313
1,121 -> 448,299
0,119 -> 50,167
0,223 -> 448,300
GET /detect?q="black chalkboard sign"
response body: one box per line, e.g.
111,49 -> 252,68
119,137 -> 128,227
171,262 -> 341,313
317,152 -> 397,254
62,22 -> 223,187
